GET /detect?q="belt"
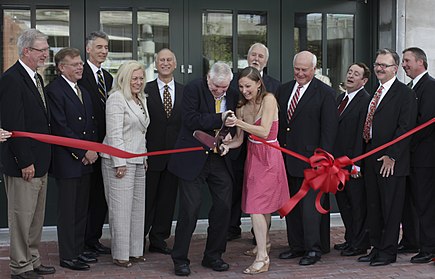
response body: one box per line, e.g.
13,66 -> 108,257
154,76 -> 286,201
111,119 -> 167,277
248,138 -> 277,144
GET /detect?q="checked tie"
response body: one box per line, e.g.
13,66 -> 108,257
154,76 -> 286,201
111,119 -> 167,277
363,85 -> 383,143
97,69 -> 107,103
287,84 -> 303,122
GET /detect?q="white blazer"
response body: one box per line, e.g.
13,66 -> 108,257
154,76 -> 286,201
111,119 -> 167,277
100,90 -> 150,167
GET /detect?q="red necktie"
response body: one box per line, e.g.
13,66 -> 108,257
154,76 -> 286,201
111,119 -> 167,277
337,95 -> 349,115
363,86 -> 384,143
287,85 -> 303,122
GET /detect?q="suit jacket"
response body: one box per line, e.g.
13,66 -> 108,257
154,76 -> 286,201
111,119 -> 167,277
410,73 -> 435,167
145,79 -> 184,171
100,91 -> 150,167
230,72 -> 280,94
0,61 -> 51,177
168,77 -> 239,181
46,76 -> 97,179
277,78 -> 338,177
367,78 -> 417,175
333,88 -> 371,166
78,62 -> 113,142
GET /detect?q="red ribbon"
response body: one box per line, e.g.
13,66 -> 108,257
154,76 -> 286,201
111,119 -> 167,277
251,117 -> 435,217
11,131 -> 204,158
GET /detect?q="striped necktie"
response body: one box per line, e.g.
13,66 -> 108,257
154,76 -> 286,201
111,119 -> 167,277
97,69 -> 107,102
34,73 -> 47,110
287,84 -> 303,122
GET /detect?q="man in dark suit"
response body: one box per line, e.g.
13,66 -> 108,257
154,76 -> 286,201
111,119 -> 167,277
46,48 -> 99,271
333,63 -> 371,257
357,48 -> 417,266
0,28 -> 56,279
78,31 -> 113,255
168,62 -> 238,276
227,42 -> 280,241
401,47 -> 435,263
277,50 -> 338,266
144,48 -> 183,255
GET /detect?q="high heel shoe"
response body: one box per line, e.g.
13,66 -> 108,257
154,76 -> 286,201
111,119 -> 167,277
243,242 -> 271,257
243,256 -> 270,274
113,259 -> 132,268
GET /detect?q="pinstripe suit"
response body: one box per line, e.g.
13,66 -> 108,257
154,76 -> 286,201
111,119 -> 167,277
100,90 -> 150,260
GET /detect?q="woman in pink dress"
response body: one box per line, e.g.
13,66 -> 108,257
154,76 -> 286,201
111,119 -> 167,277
221,67 -> 289,274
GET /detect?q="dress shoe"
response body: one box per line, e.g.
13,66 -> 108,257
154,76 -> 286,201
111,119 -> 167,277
341,247 -> 367,257
201,258 -> 230,271
410,252 -> 435,263
82,250 -> 99,258
397,244 -> 419,254
11,271 -> 42,279
334,242 -> 350,251
113,259 -> 132,268
34,264 -> 56,275
78,253 -> 98,264
86,242 -> 111,254
174,263 -> 190,276
369,257 -> 396,266
299,251 -> 321,266
60,259 -> 90,271
279,249 -> 305,259
357,249 -> 378,262
149,245 -> 172,255
226,233 -> 241,241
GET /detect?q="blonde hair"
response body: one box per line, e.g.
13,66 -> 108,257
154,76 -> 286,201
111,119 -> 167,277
110,60 -> 146,101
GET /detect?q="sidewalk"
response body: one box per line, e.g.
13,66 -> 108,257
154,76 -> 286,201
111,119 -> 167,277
0,224 -> 434,279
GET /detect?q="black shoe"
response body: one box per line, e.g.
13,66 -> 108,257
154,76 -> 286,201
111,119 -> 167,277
334,242 -> 350,251
410,252 -> 435,263
279,249 -> 305,259
174,263 -> 190,276
369,257 -> 396,266
34,264 -> 56,275
82,250 -> 99,258
201,258 -> 230,272
60,259 -> 90,271
397,244 -> 419,254
86,242 -> 111,254
341,247 -> 367,257
11,271 -> 42,279
358,249 -> 378,262
299,251 -> 321,266
149,245 -> 172,255
226,233 -> 241,241
78,253 -> 98,264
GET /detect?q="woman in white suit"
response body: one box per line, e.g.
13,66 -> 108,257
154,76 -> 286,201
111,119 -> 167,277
100,61 -> 150,267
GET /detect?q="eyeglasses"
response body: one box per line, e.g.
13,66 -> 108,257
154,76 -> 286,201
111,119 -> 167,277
373,63 -> 396,69
62,62 -> 84,68
29,47 -> 49,53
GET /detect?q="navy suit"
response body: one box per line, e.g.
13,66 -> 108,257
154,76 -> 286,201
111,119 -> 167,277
144,79 -> 184,250
168,77 -> 238,265
78,61 -> 113,248
277,77 -> 338,255
333,88 -> 370,250
46,75 -> 97,260
364,78 -> 417,260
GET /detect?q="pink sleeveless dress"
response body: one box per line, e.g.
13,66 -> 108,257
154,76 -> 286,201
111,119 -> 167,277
241,119 -> 290,214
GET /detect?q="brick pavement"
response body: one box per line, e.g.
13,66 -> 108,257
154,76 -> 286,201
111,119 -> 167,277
0,227 -> 434,279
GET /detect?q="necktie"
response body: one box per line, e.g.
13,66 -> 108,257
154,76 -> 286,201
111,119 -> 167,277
407,80 -> 413,89
215,98 -> 222,113
75,84 -> 83,104
34,73 -> 47,110
163,84 -> 172,118
287,84 -> 303,122
97,70 -> 107,102
337,95 -> 349,115
363,85 -> 383,143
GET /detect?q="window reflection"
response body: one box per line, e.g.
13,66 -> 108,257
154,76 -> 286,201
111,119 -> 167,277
202,11 -> 232,76
2,10 -> 31,72
138,11 -> 169,82
237,12 -> 267,71
294,13 -> 322,63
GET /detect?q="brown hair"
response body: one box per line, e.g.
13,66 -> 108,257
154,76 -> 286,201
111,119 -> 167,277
237,66 -> 267,108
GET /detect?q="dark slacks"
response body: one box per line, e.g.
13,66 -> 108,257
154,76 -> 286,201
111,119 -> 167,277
398,177 -> 419,248
57,174 -> 91,260
365,157 -> 405,259
228,148 -> 245,236
85,164 -> 108,246
171,154 -> 232,265
145,167 -> 178,249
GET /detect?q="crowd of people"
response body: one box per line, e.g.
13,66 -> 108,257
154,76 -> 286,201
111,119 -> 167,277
0,27 -> 434,279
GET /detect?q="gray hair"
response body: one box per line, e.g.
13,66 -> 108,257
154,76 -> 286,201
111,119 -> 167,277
155,48 -> 177,64
377,48 -> 400,66
293,51 -> 317,68
248,42 -> 269,62
86,30 -> 109,48
208,61 -> 233,84
17,29 -> 48,57
403,47 -> 428,69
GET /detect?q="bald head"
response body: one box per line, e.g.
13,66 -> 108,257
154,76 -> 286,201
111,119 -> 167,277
155,48 -> 177,82
293,51 -> 317,85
